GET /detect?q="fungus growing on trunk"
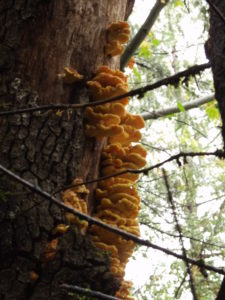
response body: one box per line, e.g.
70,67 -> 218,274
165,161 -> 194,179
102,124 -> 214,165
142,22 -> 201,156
84,64 -> 147,300
85,123 -> 124,138
62,179 -> 89,233
41,238 -> 59,263
58,66 -> 84,84
105,21 -> 130,57
93,103 -> 126,117
127,57 -> 135,69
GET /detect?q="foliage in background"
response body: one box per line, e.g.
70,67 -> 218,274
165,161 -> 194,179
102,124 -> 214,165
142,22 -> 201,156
126,0 -> 223,299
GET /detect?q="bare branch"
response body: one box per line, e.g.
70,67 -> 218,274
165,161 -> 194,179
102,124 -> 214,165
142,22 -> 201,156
140,221 -> 225,249
142,93 -> 215,120
174,272 -> 187,299
163,169 -> 198,300
120,0 -> 169,69
136,61 -> 211,88
60,284 -> 120,300
0,63 -> 211,117
1,163 -> 225,275
56,149 -> 225,193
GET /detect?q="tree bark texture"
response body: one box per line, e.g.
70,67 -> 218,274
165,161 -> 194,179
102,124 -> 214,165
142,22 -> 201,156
207,0 -> 225,150
0,1 -> 134,299
208,2 -> 225,298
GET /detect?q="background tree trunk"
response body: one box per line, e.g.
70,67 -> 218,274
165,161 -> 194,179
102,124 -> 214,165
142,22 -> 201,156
208,2 -> 225,298
207,0 -> 225,149
0,1 -> 134,299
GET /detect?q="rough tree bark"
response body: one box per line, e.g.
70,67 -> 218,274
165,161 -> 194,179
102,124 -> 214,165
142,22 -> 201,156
207,0 -> 225,150
207,1 -> 225,298
0,1 -> 134,299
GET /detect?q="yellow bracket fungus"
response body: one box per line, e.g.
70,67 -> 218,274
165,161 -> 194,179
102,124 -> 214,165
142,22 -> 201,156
41,238 -> 59,263
58,66 -> 84,84
105,21 -> 130,57
121,113 -> 145,129
84,63 -> 147,300
30,271 -> 39,283
108,125 -> 142,146
52,224 -> 70,235
87,81 -> 129,105
127,57 -> 135,69
61,178 -> 89,233
84,107 -> 120,126
85,123 -> 124,138
94,103 -> 126,117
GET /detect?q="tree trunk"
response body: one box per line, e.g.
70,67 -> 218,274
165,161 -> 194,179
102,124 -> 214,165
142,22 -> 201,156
207,0 -> 225,150
0,1 -> 134,299
208,2 -> 225,298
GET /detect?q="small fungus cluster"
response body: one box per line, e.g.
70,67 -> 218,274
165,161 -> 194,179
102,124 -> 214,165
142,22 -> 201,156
62,178 -> 89,233
40,179 -> 89,267
58,66 -> 84,84
85,61 -> 147,298
105,21 -> 130,57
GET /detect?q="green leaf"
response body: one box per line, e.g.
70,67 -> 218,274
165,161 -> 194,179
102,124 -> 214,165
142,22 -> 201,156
132,67 -> 141,81
151,38 -> 160,46
205,102 -> 220,121
177,101 -> 186,112
174,0 -> 183,7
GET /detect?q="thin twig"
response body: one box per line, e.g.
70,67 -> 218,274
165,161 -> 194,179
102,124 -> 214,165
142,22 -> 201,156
0,163 -> 225,275
136,62 -> 211,88
55,149 -> 224,193
174,272 -> 187,298
163,169 -> 198,300
60,284 -> 120,300
0,63 -> 211,117
140,221 -> 225,249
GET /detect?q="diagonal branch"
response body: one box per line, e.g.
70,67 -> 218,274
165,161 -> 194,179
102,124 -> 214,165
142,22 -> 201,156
120,0 -> 169,69
60,284 -> 120,300
174,272 -> 187,298
0,163 -> 225,275
0,63 -> 211,117
136,61 -> 211,88
56,149 -> 225,193
163,169 -> 198,300
140,221 -> 225,249
142,93 -> 215,120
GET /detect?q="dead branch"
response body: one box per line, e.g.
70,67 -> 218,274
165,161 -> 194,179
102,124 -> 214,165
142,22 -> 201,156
174,272 -> 187,299
56,149 -> 225,193
140,221 -> 225,249
136,61 -> 211,89
120,0 -> 169,69
142,93 -> 215,120
0,63 -> 211,117
0,163 -> 225,275
60,284 -> 120,300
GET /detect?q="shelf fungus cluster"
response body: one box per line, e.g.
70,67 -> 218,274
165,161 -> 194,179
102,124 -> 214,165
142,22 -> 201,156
40,179 -> 89,268
105,21 -> 130,57
86,64 -> 147,299
62,178 -> 89,233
